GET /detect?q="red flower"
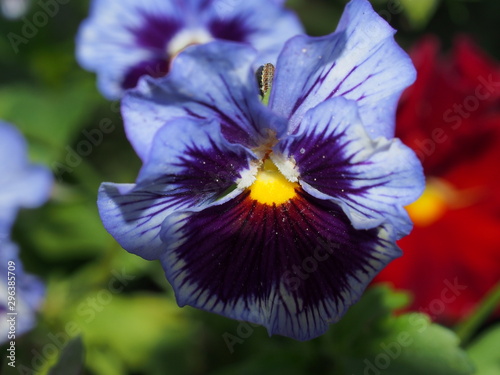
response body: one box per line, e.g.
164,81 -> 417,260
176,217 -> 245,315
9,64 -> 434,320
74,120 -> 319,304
374,35 -> 500,324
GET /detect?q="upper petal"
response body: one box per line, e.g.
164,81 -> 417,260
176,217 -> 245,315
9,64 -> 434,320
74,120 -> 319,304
98,117 -> 255,260
269,0 -> 415,138
122,41 -> 287,161
160,190 -> 400,341
276,97 -> 424,238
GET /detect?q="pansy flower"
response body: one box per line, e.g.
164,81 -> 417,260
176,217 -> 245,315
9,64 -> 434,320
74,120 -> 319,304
374,36 -> 500,323
0,122 -> 53,240
98,0 -> 424,340
0,121 -> 52,341
76,0 -> 303,99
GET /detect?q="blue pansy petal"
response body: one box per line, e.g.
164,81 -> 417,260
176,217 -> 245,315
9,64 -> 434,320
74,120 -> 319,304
0,123 -> 53,235
98,118 -> 254,260
160,191 -> 400,341
270,0 -> 415,138
1,241 -> 45,342
123,42 -> 286,161
276,97 -> 424,237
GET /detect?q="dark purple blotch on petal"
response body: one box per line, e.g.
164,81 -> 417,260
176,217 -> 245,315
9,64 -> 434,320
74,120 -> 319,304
121,13 -> 184,90
208,16 -> 254,43
163,190 -> 398,339
122,58 -> 170,90
130,13 -> 183,51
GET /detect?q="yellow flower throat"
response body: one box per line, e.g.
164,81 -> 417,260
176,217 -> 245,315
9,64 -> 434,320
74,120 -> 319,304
249,159 -> 298,205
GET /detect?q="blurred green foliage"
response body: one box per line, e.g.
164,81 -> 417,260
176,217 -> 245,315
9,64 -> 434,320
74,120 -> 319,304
1,0 -> 499,374
467,324 -> 500,375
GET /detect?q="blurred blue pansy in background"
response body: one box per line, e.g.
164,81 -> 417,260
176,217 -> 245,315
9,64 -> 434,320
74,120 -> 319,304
0,121 -> 52,341
1,0 -> 31,19
0,242 -> 45,342
98,0 -> 424,341
76,0 -> 304,99
0,122 -> 53,240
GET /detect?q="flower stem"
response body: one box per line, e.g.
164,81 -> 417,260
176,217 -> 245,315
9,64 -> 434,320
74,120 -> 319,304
455,280 -> 500,346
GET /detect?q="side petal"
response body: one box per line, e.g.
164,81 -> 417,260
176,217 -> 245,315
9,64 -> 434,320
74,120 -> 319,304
276,98 -> 424,237
136,117 -> 256,194
98,183 -> 190,260
122,41 -> 287,161
270,0 -> 415,138
160,190 -> 400,341
98,118 -> 255,260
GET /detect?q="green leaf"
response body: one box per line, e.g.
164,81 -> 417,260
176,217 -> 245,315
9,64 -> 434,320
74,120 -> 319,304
467,324 -> 500,375
0,79 -> 102,165
47,337 -> 85,375
67,294 -> 196,375
16,197 -> 110,261
331,286 -> 475,375
330,284 -> 411,347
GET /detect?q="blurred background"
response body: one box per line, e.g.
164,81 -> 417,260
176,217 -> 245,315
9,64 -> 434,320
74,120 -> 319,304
0,0 -> 499,374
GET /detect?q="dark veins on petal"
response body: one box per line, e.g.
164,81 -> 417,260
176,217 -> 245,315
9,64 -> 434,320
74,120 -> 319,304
168,190 -> 394,318
141,137 -> 249,205
184,85 -> 262,147
290,126 -> 384,201
290,62 -> 340,119
117,191 -> 190,233
286,35 -> 346,121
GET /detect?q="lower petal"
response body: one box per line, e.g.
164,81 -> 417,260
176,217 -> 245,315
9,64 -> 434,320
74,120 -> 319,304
160,190 -> 400,340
